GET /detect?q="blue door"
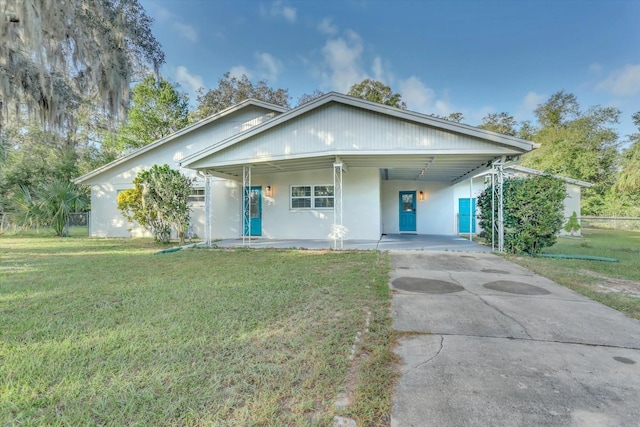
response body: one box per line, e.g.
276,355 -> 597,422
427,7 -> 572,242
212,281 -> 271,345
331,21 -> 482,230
399,191 -> 416,232
243,186 -> 262,236
458,198 -> 476,234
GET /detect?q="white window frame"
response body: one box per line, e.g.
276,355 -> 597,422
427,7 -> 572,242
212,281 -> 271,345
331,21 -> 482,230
290,184 -> 334,210
188,187 -> 205,204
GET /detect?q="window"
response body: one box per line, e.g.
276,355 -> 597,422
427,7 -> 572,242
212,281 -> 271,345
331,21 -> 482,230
189,188 -> 205,203
290,185 -> 334,209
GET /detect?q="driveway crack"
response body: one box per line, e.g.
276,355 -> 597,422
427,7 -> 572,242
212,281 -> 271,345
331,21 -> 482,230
449,272 -> 533,339
408,335 -> 444,372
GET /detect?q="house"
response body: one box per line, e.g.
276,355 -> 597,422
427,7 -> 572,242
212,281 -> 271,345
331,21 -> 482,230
74,92 -> 537,244
454,164 -> 593,237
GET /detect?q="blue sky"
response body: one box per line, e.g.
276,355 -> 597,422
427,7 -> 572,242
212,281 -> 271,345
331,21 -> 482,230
140,0 -> 640,140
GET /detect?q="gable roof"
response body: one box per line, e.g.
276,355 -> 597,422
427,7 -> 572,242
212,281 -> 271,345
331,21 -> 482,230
180,92 -> 535,168
73,99 -> 289,184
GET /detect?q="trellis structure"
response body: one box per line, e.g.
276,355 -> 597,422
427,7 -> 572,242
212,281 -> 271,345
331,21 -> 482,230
242,165 -> 252,247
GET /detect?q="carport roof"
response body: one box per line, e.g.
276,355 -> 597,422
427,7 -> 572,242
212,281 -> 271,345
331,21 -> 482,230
181,92 -> 536,184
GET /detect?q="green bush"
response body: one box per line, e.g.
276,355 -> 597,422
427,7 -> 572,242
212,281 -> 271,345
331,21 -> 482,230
564,211 -> 581,235
478,175 -> 566,255
117,164 -> 193,244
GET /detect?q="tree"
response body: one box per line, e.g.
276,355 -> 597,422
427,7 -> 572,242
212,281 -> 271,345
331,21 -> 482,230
431,112 -> 465,123
193,73 -> 290,120
521,91 -> 620,215
10,180 -> 88,236
616,111 -> 640,193
0,121 -> 79,211
478,112 -> 517,136
110,75 -> 190,152
296,90 -> 325,107
347,79 -> 407,109
478,175 -> 566,255
117,164 -> 193,244
564,211 -> 581,236
0,0 -> 164,131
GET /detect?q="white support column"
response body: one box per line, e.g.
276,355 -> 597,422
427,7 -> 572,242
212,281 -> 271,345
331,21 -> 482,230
204,174 -> 212,246
242,165 -> 251,247
333,161 -> 344,250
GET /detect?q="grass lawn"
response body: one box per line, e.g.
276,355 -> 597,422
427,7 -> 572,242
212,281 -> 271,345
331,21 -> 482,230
507,228 -> 640,320
0,234 -> 396,426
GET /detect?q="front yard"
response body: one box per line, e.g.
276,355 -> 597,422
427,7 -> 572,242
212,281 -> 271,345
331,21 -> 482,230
508,228 -> 640,320
0,235 -> 395,426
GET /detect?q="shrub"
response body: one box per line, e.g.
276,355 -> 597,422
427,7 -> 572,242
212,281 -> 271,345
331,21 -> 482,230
117,164 -> 193,244
564,211 -> 581,236
478,175 -> 566,255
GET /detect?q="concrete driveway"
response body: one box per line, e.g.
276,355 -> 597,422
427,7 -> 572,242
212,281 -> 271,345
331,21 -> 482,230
390,251 -> 640,426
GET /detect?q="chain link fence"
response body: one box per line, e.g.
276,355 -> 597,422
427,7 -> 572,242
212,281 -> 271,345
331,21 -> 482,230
0,212 -> 90,234
580,216 -> 640,231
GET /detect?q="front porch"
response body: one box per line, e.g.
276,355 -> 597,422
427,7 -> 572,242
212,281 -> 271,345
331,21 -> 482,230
208,234 -> 490,252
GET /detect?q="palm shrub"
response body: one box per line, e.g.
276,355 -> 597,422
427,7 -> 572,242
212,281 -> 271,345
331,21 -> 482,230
478,175 -> 566,255
11,181 -> 88,236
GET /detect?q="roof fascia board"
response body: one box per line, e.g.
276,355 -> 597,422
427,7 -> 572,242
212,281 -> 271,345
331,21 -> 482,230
186,148 -> 522,170
73,99 -> 289,184
506,165 -> 593,187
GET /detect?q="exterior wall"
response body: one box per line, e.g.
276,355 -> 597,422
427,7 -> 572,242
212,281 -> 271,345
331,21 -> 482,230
85,106 -> 277,238
89,183 -> 207,239
240,167 -> 381,240
560,183 -> 582,236
211,178 -> 242,239
453,179 -> 487,235
381,180 -> 455,235
456,175 -> 585,237
197,103 -> 522,167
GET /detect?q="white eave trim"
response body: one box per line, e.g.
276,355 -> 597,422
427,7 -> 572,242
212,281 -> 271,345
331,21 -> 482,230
73,99 -> 289,184
181,92 -> 536,168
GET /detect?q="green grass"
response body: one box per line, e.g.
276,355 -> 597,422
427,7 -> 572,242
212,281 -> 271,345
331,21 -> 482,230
508,228 -> 640,320
0,235 -> 396,426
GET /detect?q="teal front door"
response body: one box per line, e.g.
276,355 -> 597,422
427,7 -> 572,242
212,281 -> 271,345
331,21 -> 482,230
399,191 -> 416,232
458,198 -> 476,234
243,186 -> 262,236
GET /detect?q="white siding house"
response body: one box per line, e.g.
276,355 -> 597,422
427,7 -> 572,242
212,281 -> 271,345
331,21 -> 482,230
75,92 -> 538,242
454,165 -> 593,237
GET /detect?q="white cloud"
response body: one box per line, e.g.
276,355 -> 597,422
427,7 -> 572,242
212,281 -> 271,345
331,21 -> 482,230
372,56 -> 384,82
175,66 -> 204,99
173,22 -> 198,43
318,17 -> 338,35
263,1 -> 297,23
398,76 -> 435,111
256,52 -> 282,81
521,91 -> 546,112
321,30 -> 366,92
596,64 -> 640,96
229,66 -> 251,79
148,4 -> 171,22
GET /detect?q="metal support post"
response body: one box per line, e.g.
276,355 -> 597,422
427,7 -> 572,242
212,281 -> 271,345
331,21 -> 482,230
242,165 -> 251,247
491,172 -> 496,252
333,162 -> 344,250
